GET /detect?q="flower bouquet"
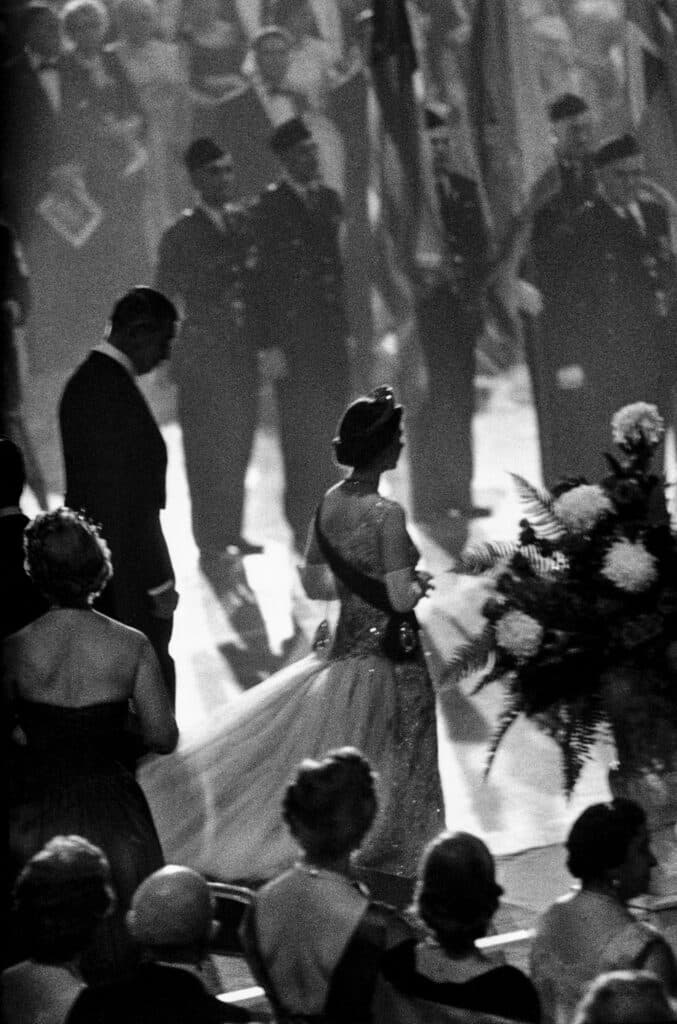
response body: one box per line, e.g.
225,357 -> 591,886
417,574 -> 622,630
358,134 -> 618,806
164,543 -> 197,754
450,403 -> 677,794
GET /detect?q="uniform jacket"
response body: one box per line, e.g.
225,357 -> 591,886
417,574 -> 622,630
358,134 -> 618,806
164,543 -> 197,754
435,170 -> 491,294
59,351 -> 173,627
252,181 -> 350,365
155,204 -> 260,372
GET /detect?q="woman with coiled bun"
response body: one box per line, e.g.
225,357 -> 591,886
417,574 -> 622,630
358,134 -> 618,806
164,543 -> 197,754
530,799 -> 677,1024
241,748 -> 415,1023
375,832 -> 541,1023
140,386 -> 443,886
3,507 -> 177,982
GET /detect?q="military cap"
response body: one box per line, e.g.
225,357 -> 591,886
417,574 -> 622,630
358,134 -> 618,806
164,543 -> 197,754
269,117 -> 311,155
548,93 -> 589,122
594,133 -> 642,167
184,137 -> 226,173
251,24 -> 293,49
425,106 -> 447,131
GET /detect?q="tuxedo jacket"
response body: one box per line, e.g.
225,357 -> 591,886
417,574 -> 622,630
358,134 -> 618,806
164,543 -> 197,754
253,180 -> 350,369
59,352 -> 173,629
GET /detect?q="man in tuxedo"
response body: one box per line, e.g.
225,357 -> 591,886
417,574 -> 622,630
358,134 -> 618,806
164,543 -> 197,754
253,117 -> 351,549
0,437 -> 48,640
59,287 -> 179,705
156,139 -> 263,582
408,108 -> 491,529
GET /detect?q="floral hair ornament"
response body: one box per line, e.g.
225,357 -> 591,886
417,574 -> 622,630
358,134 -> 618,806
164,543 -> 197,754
446,402 -> 677,795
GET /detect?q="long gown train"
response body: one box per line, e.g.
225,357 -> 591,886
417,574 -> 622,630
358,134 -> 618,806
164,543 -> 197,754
139,500 -> 444,880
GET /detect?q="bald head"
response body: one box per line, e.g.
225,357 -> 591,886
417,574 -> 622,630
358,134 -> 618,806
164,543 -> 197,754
126,866 -> 214,953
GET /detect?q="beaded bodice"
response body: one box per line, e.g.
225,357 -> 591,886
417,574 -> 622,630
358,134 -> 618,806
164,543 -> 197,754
326,497 -> 419,660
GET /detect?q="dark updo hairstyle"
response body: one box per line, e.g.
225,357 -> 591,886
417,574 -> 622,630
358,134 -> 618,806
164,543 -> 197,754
333,385 -> 403,469
282,747 -> 378,861
566,798 -> 646,883
24,507 -> 113,607
12,834 -> 115,964
415,832 -> 503,954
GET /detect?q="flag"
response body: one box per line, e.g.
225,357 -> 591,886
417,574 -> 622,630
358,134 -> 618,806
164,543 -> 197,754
369,0 -> 423,275
626,0 -> 677,201
465,0 -> 553,248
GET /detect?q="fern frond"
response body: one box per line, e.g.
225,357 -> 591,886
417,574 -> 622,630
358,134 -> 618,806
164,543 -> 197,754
509,473 -> 564,538
440,627 -> 495,689
517,545 -> 566,576
455,541 -> 517,575
484,693 -> 522,779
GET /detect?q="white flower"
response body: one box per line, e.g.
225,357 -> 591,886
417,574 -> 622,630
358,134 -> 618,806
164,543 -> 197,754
495,610 -> 544,662
553,485 -> 613,533
601,538 -> 658,593
611,403 -> 665,448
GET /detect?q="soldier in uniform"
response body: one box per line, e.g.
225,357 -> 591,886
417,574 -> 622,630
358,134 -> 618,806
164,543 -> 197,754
253,117 -> 351,549
580,134 -> 675,468
523,93 -> 601,485
155,139 -> 263,578
408,108 -> 491,528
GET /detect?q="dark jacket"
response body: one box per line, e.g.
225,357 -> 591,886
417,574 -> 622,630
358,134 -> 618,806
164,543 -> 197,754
67,961 -> 250,1024
252,181 -> 350,372
59,351 -> 173,629
0,512 -> 48,640
155,205 -> 261,376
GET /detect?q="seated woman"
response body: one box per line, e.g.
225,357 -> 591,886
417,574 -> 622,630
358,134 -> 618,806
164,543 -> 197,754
3,508 -> 178,982
240,747 -> 415,1023
376,832 -> 541,1023
2,835 -> 115,1024
572,969 -> 677,1024
530,799 -> 677,1024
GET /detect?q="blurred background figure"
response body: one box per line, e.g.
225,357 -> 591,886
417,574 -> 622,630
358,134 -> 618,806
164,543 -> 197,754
0,218 -> 49,508
572,969 -> 677,1024
2,835 -> 115,1024
275,0 -> 350,197
59,0 -> 150,360
408,106 -> 491,537
155,139 -> 264,577
115,0 -> 191,255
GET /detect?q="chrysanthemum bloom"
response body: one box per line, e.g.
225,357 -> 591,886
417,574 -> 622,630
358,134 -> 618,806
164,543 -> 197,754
553,484 -> 613,533
495,609 -> 544,662
601,538 -> 658,592
611,403 -> 665,448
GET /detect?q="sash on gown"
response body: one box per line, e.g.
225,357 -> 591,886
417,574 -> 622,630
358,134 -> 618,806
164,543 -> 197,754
313,508 -> 421,661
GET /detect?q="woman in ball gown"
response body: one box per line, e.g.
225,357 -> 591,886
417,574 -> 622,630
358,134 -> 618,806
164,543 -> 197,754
140,386 -> 445,881
3,508 -> 178,982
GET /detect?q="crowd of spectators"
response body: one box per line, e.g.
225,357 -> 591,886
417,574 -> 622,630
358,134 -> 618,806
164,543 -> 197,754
4,740 -> 677,1022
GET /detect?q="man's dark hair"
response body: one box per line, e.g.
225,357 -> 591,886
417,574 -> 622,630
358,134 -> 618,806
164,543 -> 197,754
0,436 -> 27,506
110,286 -> 177,333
